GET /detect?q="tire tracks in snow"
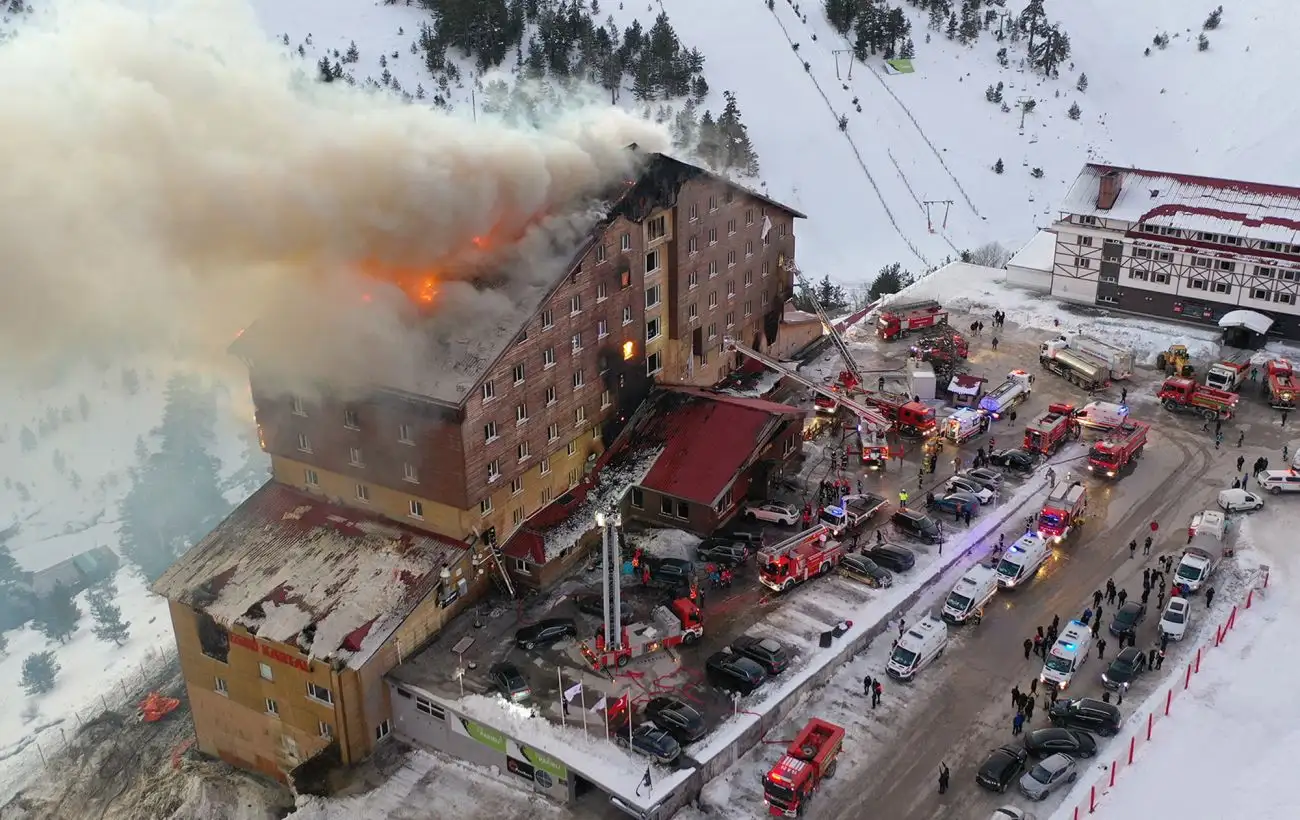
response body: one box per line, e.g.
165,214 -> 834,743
760,5 -> 933,268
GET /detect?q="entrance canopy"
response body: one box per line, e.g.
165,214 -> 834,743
1218,310 -> 1273,336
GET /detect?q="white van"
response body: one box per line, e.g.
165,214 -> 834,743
941,565 -> 998,624
995,533 -> 1051,588
1077,401 -> 1129,430
886,616 -> 949,681
1040,620 -> 1093,691
1256,469 -> 1300,495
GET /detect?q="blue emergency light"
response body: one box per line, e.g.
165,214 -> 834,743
1062,643 -> 1076,651
1010,545 -> 1024,553
826,505 -> 845,517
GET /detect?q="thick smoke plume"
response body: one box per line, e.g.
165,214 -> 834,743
0,0 -> 669,393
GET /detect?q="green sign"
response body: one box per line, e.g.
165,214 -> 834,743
522,746 -> 567,779
463,719 -> 507,753
886,58 -> 915,74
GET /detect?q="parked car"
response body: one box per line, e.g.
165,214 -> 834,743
1160,597 -> 1191,641
840,554 -> 894,588
1108,601 -> 1147,639
644,696 -> 707,744
515,618 -> 577,651
1023,727 -> 1096,760
976,744 -> 1029,792
616,724 -> 681,765
730,635 -> 791,676
725,530 -> 765,548
1048,698 -> 1121,737
864,543 -> 916,572
987,808 -> 1033,820
1019,753 -> 1078,801
930,492 -> 981,517
1102,646 -> 1148,691
648,558 -> 695,588
742,501 -> 800,525
705,649 -> 767,695
696,539 -> 751,568
1217,487 -> 1264,512
892,509 -> 944,544
961,467 -> 1006,491
946,476 -> 995,504
571,592 -> 634,623
989,448 -> 1037,473
487,662 -> 531,703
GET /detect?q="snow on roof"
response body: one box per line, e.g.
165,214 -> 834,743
948,374 -> 986,395
1218,309 -> 1274,335
1059,164 -> 1300,244
627,527 -> 700,561
782,303 -> 821,324
152,482 -> 469,668
1006,229 -> 1057,272
536,447 -> 664,562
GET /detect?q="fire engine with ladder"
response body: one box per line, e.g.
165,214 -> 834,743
876,298 -> 949,341
583,598 -> 703,670
1022,403 -> 1081,456
1267,359 -> 1297,409
762,718 -> 846,817
757,525 -> 844,592
1087,420 -> 1149,479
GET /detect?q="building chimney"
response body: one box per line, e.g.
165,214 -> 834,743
1095,170 -> 1122,210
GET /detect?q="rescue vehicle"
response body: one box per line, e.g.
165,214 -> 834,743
977,370 -> 1034,418
758,526 -> 845,592
586,599 -> 703,669
1267,359 -> 1297,409
1044,335 -> 1135,380
762,718 -> 846,816
943,408 -> 985,443
1022,404 -> 1080,456
995,533 -> 1051,589
1203,349 -> 1253,393
1037,482 -> 1086,543
1075,400 -> 1129,430
1087,420 -> 1149,478
1041,620 -> 1093,691
876,298 -> 949,340
1156,377 -> 1238,420
1039,343 -> 1109,391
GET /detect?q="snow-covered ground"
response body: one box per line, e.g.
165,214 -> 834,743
1048,511 -> 1292,820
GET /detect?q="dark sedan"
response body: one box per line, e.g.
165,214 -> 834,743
1023,727 -> 1097,760
644,696 -> 707,744
976,744 -> 1029,792
515,618 -> 577,651
1102,646 -> 1149,691
730,635 -> 791,676
617,724 -> 681,765
929,492 -> 980,517
840,554 -> 894,588
487,662 -> 531,703
864,544 -> 916,572
696,539 -> 751,568
571,593 -> 634,623
989,448 -> 1037,474
1108,601 -> 1147,639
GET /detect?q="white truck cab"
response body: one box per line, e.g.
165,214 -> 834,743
1188,509 -> 1226,541
995,533 -> 1051,588
1077,401 -> 1129,430
886,616 -> 949,681
942,565 -> 998,624
1040,620 -> 1093,691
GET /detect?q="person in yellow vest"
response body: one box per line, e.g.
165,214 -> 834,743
899,489 -> 909,509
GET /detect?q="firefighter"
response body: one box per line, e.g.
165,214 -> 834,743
899,489 -> 910,509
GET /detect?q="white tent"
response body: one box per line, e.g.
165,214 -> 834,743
1218,310 -> 1273,336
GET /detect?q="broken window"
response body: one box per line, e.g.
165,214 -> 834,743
196,611 -> 230,663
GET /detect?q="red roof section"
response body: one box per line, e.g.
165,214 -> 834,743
1086,163 -> 1300,201
640,387 -> 803,505
951,374 -> 987,389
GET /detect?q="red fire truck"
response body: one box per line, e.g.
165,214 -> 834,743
762,718 -> 846,817
1022,403 -> 1081,456
1037,482 -> 1087,543
814,371 -> 936,437
1267,359 -> 1297,409
758,526 -> 845,592
876,298 -> 949,341
587,599 -> 703,669
1157,377 -> 1238,420
1087,420 -> 1149,478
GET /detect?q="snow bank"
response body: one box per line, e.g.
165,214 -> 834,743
628,527 -> 700,561
540,448 -> 662,561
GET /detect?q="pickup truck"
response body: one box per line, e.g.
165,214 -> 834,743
819,493 -> 888,536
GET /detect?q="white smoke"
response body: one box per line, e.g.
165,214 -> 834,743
0,0 -> 670,390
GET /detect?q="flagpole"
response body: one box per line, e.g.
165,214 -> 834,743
603,696 -> 609,740
558,667 -> 566,726
580,685 -> 588,735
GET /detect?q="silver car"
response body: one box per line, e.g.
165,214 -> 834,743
1018,753 -> 1077,800
988,807 -> 1036,820
961,467 -> 1006,490
945,476 -> 994,505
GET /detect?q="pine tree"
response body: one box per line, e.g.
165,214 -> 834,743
1019,0 -> 1046,54
92,600 -> 131,646
1068,101 -> 1082,120
1198,33 -> 1210,51
994,158 -> 1005,174
945,12 -> 958,40
317,57 -> 335,82
346,40 -> 360,63
900,37 -> 915,59
868,263 -> 909,300
1031,24 -> 1071,77
928,3 -> 947,32
825,0 -> 857,35
1203,5 -> 1223,30
1076,73 -> 1088,92
21,651 -> 59,695
0,630 -> 7,656
34,581 -> 81,644
697,109 -> 723,169
0,541 -> 34,632
631,57 -> 657,101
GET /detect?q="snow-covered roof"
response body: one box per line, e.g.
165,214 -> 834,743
1006,230 -> 1057,272
948,374 -> 986,395
1218,310 -> 1274,335
782,303 -> 821,324
1059,164 -> 1300,245
152,482 -> 469,669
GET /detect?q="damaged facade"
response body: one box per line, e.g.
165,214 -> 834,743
156,149 -> 810,784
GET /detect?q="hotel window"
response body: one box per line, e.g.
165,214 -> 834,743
513,508 -> 525,526
646,284 -> 661,309
595,244 -> 606,263
260,662 -> 274,681
215,677 -> 228,695
481,380 -> 496,402
1075,257 -> 1091,268
597,282 -> 608,301
646,249 -> 660,273
548,423 -> 559,442
543,347 -> 556,368
688,237 -> 698,254
745,208 -> 754,226
598,319 -> 609,338
408,499 -> 424,519
1211,282 -> 1231,294
1189,278 -> 1208,290
727,218 -> 737,235
1077,235 -> 1093,247
290,396 -> 307,417
574,406 -> 587,425
727,250 -> 737,267
1256,265 -> 1275,278
540,458 -> 551,475
484,421 -> 498,442
708,227 -> 718,245
709,291 -> 718,309
541,309 -> 554,330
403,463 -> 419,483
349,447 -> 364,467
297,433 -> 311,453
1252,288 -> 1271,300
620,232 -> 631,251
1216,260 -> 1235,272
1282,270 -> 1299,282
646,317 -> 661,341
1152,272 -> 1170,285
545,386 -> 557,406
307,682 -> 334,705
689,203 -> 698,220
571,332 -> 583,352
1155,252 -> 1173,262
510,476 -> 523,495
398,423 -> 414,444
304,468 -> 319,486
688,271 -> 699,288
265,698 -> 279,717
1278,293 -> 1296,305
1134,248 -> 1151,259
343,409 -> 359,429
572,370 -> 585,389
1191,256 -> 1211,269
708,260 -> 718,278
688,302 -> 698,319
356,483 -> 370,502
601,389 -> 612,408
517,441 -> 531,461
487,459 -> 501,482
622,305 -> 633,325
647,351 -> 663,375
480,497 -> 493,514
648,215 -> 666,240
512,363 -> 525,384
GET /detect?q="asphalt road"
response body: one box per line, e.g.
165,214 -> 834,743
818,334 -> 1283,819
